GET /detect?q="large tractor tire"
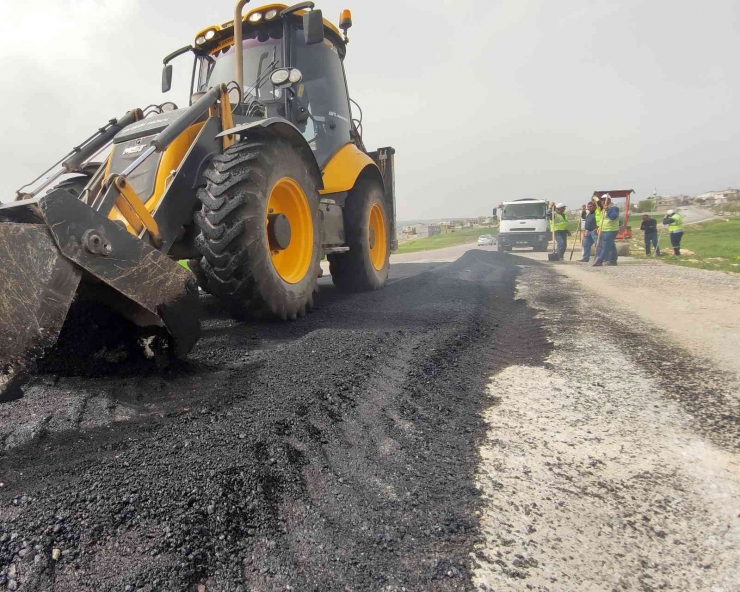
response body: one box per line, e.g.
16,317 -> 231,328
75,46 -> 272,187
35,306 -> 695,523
187,259 -> 212,295
329,179 -> 390,292
194,139 -> 321,320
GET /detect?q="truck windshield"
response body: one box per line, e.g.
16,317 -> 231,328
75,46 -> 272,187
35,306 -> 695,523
502,203 -> 546,220
198,36 -> 283,101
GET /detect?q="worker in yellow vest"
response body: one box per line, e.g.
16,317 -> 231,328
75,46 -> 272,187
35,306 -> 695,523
593,197 -> 604,230
592,197 -> 620,266
548,203 -> 569,260
662,209 -> 684,255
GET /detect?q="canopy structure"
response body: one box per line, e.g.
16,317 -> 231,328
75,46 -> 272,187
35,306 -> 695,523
592,190 -> 634,199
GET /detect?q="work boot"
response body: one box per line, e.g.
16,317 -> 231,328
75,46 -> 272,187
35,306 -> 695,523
592,261 -> 603,267
673,248 -> 680,256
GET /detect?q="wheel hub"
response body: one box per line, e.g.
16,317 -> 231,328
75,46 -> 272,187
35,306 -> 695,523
268,213 -> 292,251
369,227 -> 376,249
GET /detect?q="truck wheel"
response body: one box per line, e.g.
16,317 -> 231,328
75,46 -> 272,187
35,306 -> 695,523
534,245 -> 548,252
497,241 -> 505,252
194,139 -> 320,320
328,179 -> 390,292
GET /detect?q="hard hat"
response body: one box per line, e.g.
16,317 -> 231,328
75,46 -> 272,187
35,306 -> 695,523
556,203 -> 566,208
667,209 -> 675,215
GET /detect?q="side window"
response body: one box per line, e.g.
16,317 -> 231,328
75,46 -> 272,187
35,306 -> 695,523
292,33 -> 351,166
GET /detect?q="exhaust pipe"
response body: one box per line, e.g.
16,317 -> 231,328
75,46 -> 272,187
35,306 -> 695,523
234,0 -> 251,93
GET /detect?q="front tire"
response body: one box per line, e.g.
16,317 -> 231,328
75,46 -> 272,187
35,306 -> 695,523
194,139 -> 320,320
329,179 -> 390,292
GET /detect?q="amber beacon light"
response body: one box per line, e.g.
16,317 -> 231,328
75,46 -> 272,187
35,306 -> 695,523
339,9 -> 352,42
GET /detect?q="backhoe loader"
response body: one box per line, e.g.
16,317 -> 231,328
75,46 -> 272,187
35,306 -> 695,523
0,1 -> 396,398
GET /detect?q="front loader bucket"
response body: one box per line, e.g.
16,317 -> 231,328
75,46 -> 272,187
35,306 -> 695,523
0,223 -> 82,398
0,189 -> 200,398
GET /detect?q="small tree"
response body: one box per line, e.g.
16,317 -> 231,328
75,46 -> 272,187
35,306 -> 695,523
636,200 -> 655,213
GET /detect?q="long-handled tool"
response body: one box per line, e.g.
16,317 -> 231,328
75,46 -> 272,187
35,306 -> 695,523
654,227 -> 663,257
547,203 -> 559,261
568,218 -> 583,262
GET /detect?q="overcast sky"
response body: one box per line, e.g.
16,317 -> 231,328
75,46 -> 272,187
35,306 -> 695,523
1,0 -> 738,219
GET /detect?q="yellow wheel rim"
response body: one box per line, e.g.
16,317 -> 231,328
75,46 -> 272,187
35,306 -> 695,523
369,202 -> 388,271
267,177 -> 313,284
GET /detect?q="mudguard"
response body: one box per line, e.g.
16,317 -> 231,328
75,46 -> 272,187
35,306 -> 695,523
217,118 -> 324,189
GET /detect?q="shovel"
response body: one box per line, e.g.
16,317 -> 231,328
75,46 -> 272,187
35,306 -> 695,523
547,205 -> 559,261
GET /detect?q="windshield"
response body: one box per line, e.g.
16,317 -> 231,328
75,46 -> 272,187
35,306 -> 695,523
502,203 -> 546,220
198,36 -> 283,101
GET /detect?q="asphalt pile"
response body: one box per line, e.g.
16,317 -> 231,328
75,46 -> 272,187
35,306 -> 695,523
0,250 -> 549,591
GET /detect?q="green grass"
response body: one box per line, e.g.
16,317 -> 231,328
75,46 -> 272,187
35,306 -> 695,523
395,228 -> 498,254
627,218 -> 740,273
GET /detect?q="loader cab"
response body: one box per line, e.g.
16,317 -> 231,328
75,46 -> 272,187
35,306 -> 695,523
191,12 -> 352,167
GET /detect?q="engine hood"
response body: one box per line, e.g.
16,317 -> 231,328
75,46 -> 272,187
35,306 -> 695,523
113,109 -> 188,144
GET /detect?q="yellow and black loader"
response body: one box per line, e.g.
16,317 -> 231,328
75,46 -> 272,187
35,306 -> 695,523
0,1 -> 396,397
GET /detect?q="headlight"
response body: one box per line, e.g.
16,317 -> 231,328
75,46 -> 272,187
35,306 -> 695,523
204,29 -> 216,40
248,12 -> 263,23
195,35 -> 207,45
270,69 -> 290,85
288,69 -> 303,83
265,9 -> 278,20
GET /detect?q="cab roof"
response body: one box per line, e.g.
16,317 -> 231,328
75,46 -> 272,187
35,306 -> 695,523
194,3 -> 343,47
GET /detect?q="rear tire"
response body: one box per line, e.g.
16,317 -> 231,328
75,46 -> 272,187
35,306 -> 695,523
194,139 -> 320,320
497,242 -> 505,253
534,245 -> 548,252
329,179 -> 390,292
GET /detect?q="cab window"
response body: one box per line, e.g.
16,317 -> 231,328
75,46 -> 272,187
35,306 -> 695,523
291,33 -> 351,166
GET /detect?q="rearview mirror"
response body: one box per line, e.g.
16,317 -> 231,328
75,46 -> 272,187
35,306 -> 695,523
162,64 -> 173,93
492,208 -> 498,218
304,9 -> 324,45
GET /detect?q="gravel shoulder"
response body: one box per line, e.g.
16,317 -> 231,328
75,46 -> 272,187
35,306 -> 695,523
473,261 -> 740,591
518,253 -> 740,377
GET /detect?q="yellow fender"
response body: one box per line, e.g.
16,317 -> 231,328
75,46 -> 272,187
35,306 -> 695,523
320,143 -> 381,195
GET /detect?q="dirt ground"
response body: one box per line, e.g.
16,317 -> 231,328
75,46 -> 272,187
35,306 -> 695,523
1,247 -> 738,591
474,256 -> 740,591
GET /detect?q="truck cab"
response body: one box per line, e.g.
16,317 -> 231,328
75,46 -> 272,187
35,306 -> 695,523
494,198 -> 549,252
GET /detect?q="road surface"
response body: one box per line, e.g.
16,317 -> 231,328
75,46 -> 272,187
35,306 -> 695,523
677,205 -> 717,225
1,249 -> 737,591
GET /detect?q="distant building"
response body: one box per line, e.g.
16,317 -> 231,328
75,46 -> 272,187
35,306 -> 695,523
415,224 -> 441,238
696,188 -> 739,204
398,223 -> 441,240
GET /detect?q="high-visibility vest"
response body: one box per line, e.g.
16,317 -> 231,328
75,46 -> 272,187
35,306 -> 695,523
549,212 -> 568,232
594,208 -> 603,228
601,207 -> 620,232
668,214 -> 684,233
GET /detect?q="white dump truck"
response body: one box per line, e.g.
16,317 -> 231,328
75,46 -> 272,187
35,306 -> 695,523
493,198 -> 550,252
